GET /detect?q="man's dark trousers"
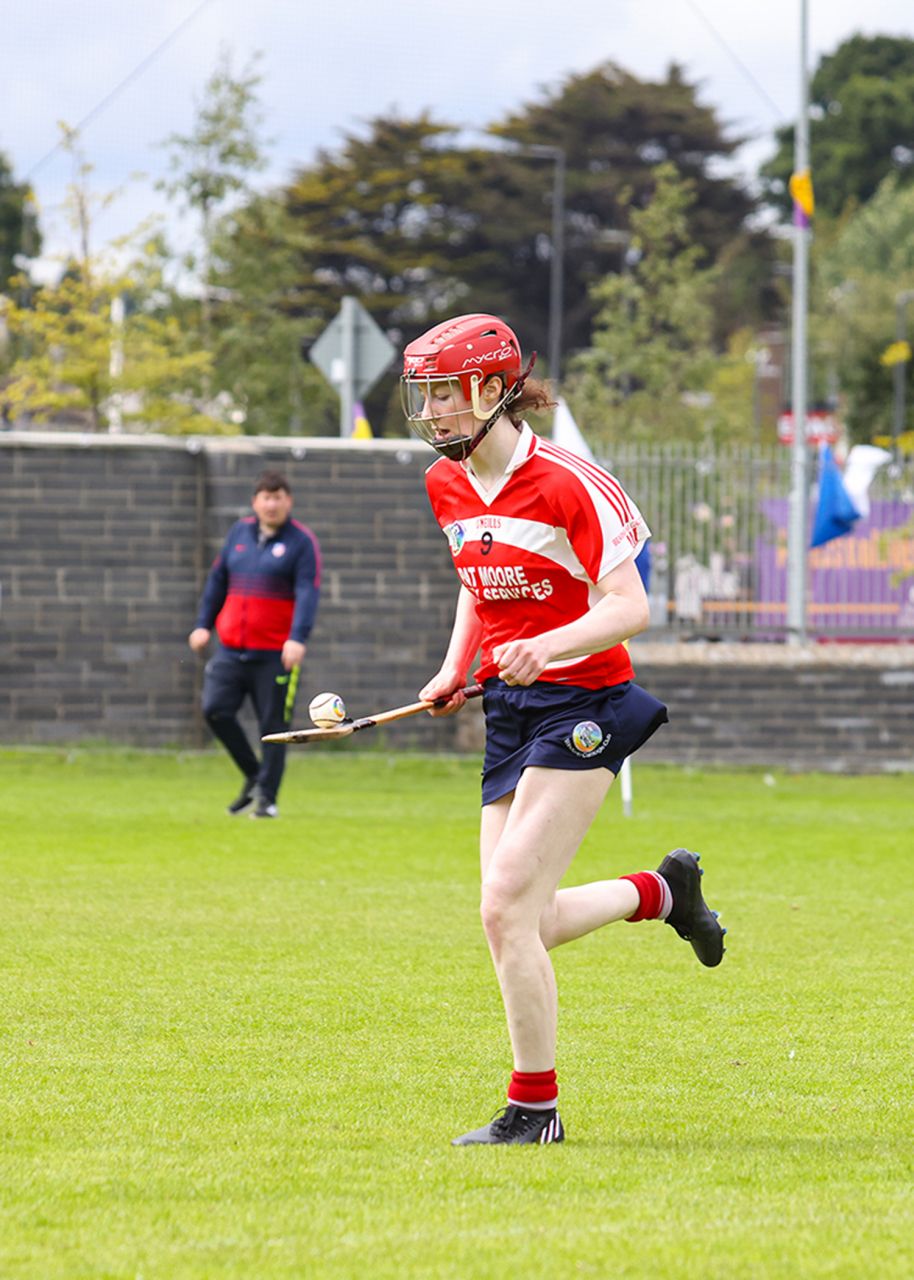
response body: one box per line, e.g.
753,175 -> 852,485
202,648 -> 299,805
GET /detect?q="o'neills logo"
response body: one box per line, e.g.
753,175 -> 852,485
461,344 -> 514,369
564,720 -> 610,758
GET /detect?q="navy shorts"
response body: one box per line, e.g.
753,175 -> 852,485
480,679 -> 669,805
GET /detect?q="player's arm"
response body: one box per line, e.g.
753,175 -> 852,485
188,538 -> 231,651
283,535 -> 321,670
420,585 -> 484,715
493,554 -> 649,687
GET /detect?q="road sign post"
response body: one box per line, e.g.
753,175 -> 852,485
309,297 -> 397,436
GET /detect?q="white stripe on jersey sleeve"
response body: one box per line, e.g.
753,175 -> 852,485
538,443 -> 650,579
539,438 -> 636,521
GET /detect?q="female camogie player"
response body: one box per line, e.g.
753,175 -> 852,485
401,313 -> 726,1146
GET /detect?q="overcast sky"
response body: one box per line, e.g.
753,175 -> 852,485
4,0 -> 914,273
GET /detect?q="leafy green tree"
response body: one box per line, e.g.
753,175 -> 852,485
564,162 -> 722,445
0,149 -> 40,291
209,194 -> 338,434
703,328 -> 766,443
2,243 -> 223,433
810,172 -> 914,441
2,133 -> 223,433
158,47 -> 267,356
761,34 -> 914,219
158,46 -> 341,434
270,114 -> 504,434
706,227 -> 784,350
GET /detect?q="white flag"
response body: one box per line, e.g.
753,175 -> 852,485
842,445 -> 892,518
552,398 -> 595,463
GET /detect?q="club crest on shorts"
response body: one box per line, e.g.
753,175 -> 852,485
565,719 -> 609,758
446,522 -> 466,556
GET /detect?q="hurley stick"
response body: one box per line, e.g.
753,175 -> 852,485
262,684 -> 484,744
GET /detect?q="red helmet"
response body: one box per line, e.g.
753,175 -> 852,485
400,314 -> 534,461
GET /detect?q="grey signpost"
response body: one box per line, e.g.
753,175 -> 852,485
309,296 -> 397,437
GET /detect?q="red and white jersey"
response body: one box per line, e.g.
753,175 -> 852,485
425,422 -> 650,688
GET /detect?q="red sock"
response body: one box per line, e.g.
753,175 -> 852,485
508,1069 -> 558,1110
621,870 -> 672,922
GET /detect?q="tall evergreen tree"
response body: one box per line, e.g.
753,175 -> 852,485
214,61 -> 766,434
760,34 -> 914,219
489,60 -> 757,357
278,62 -> 758,362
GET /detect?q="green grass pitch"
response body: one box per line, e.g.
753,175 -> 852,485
2,747 -> 913,1279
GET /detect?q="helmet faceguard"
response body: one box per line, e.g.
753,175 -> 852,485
400,314 -> 536,461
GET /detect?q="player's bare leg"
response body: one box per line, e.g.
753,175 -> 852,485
540,870 -> 639,949
453,770 -> 611,1145
481,775 -> 638,955
482,779 -> 716,955
480,767 -> 614,1072
456,766 -> 724,1145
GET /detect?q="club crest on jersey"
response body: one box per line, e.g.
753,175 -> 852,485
446,522 -> 466,556
272,542 -> 286,557
565,720 -> 609,758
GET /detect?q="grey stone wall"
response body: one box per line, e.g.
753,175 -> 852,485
0,433 -> 457,749
2,432 -> 913,771
626,644 -> 914,773
452,643 -> 914,773
1,437 -> 204,744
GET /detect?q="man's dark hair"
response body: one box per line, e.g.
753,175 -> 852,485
254,470 -> 291,496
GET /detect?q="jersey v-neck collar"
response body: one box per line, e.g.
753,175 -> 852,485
461,422 -> 540,506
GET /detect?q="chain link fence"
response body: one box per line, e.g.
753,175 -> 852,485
600,443 -> 914,641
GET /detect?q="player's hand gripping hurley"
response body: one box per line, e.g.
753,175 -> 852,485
262,685 -> 484,744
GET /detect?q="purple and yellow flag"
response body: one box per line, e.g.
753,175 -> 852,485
789,170 -> 815,228
352,401 -> 373,440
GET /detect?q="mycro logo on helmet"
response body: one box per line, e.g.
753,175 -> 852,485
447,522 -> 466,556
462,344 -> 515,369
565,720 -> 610,759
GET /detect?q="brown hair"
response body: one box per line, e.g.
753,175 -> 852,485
506,376 -> 557,426
253,470 -> 291,496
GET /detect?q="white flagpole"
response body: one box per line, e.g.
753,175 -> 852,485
786,0 -> 810,642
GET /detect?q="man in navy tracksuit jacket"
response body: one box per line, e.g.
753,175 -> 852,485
188,470 -> 321,818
